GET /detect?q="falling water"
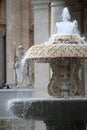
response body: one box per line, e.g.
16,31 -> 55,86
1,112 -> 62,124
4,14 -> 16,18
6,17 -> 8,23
55,7 -> 78,35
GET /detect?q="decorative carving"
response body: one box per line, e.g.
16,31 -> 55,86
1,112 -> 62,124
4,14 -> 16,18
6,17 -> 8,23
48,59 -> 84,97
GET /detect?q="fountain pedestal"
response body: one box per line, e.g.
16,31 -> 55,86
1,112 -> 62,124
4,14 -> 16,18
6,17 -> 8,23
48,59 -> 83,97
45,121 -> 86,130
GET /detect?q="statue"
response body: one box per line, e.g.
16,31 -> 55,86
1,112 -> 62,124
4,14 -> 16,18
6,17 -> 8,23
14,45 -> 33,88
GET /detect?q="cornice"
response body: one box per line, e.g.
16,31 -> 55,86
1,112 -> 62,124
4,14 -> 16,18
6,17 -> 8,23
51,0 -> 65,7
32,0 -> 51,6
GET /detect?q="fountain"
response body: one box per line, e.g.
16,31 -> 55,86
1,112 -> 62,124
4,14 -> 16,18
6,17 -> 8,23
8,7 -> 87,130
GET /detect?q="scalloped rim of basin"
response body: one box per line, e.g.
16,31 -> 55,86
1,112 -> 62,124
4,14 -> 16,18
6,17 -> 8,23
9,98 -> 87,121
24,44 -> 87,62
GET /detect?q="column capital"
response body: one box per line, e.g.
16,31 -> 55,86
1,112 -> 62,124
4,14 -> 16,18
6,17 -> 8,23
32,0 -> 51,9
50,0 -> 64,1
50,0 -> 65,7
32,0 -> 51,6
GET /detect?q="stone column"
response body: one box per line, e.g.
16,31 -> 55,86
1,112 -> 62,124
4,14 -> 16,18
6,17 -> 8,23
32,1 -> 50,130
50,0 -> 65,35
72,6 -> 86,96
32,0 -> 50,97
84,8 -> 87,34
22,0 -> 30,50
6,0 -> 31,87
6,0 -> 23,86
84,8 -> 87,96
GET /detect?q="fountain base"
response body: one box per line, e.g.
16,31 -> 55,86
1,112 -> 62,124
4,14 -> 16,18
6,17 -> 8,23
45,121 -> 86,130
48,59 -> 84,97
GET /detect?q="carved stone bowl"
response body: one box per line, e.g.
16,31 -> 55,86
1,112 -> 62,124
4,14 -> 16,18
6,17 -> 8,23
9,98 -> 87,122
23,43 -> 87,97
24,44 -> 87,62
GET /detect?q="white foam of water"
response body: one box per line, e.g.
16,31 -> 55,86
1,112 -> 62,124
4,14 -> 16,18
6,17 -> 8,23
21,50 -> 30,65
55,7 -> 78,35
49,7 -> 86,44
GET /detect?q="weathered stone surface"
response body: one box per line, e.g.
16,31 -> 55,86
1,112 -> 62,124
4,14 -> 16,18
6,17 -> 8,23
6,0 -> 34,88
23,44 -> 87,61
48,59 -> 84,97
32,0 -> 50,98
9,98 -> 87,121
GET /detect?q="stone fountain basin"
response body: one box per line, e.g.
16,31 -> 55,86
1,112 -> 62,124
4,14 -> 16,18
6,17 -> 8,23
9,98 -> 87,122
24,44 -> 87,62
